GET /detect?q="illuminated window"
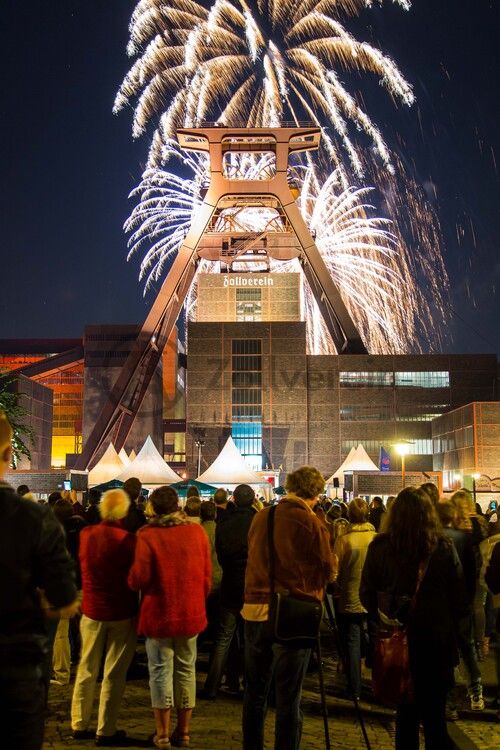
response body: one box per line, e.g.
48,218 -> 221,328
231,339 -> 262,470
340,372 -> 393,387
340,405 -> 393,421
395,372 -> 450,388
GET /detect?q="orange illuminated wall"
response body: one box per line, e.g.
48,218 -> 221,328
0,354 -> 84,467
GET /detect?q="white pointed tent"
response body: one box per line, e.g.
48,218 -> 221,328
116,436 -> 182,485
88,444 -> 125,486
327,444 -> 379,485
349,444 -> 379,472
197,436 -> 263,485
326,447 -> 356,484
118,447 -> 130,465
128,449 -> 137,462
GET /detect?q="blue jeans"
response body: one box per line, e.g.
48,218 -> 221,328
242,620 -> 310,750
336,612 -> 366,699
145,636 -> 197,710
204,607 -> 241,697
446,614 -> 482,707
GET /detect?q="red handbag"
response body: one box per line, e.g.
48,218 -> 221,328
372,626 -> 412,705
371,558 -> 430,706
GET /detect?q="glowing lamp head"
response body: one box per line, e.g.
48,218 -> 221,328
472,473 -> 480,480
395,442 -> 410,457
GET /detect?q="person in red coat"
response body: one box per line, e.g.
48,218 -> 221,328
129,486 -> 211,748
71,489 -> 138,747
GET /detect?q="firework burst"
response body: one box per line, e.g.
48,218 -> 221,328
115,0 -> 414,174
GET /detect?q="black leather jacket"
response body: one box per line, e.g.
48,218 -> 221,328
0,482 -> 77,664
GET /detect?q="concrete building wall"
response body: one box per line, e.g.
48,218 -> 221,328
83,325 -> 163,459
8,374 -> 53,470
432,401 -> 500,485
187,319 -> 499,479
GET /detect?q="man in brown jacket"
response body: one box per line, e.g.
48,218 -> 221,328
241,466 -> 336,750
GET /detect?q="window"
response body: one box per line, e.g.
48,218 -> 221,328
236,288 -> 262,322
396,405 -> 449,422
231,339 -> 263,470
340,372 -> 393,387
395,372 -> 450,388
340,405 -> 393,421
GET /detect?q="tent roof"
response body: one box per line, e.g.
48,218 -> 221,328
129,449 -> 137,461
326,447 -> 356,483
116,436 -> 182,484
197,437 -> 263,485
88,444 -> 125,486
327,445 -> 378,483
349,444 -> 379,472
118,448 -> 130,465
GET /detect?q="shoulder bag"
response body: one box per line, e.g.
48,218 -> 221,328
372,557 -> 430,706
267,504 -> 323,648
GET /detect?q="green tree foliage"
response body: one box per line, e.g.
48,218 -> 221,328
0,374 -> 35,468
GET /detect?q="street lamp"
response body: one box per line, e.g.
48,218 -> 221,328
194,438 -> 205,477
395,442 -> 411,488
472,472 -> 480,504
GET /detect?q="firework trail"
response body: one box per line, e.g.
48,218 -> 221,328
118,0 -> 449,352
115,0 -> 414,175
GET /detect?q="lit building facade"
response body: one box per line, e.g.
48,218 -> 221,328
186,272 -> 499,477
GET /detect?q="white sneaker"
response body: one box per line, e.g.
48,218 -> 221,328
470,693 -> 485,711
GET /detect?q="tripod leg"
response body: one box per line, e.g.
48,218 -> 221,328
315,638 -> 331,750
324,598 -> 372,750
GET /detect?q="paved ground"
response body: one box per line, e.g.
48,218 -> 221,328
44,635 -> 499,749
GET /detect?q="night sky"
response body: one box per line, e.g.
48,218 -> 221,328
1,1 -> 499,354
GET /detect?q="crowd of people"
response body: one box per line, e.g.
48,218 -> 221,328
1,409 -> 499,750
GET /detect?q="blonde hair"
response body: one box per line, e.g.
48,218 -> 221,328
99,489 -> 130,521
450,490 -> 474,530
285,466 -> 325,500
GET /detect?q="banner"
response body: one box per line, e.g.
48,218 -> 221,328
379,446 -> 391,472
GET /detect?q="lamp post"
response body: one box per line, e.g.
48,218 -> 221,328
472,472 -> 480,505
195,438 -> 205,477
395,442 -> 411,488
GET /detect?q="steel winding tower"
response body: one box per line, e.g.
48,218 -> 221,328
75,126 -> 366,469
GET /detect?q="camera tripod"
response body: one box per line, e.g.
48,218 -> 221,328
315,595 -> 372,750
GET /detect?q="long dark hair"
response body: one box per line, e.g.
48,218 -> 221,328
385,486 -> 443,564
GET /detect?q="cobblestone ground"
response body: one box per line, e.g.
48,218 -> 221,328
44,636 -> 499,750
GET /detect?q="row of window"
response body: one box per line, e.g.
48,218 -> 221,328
340,404 -> 448,422
433,427 -> 474,452
232,340 -> 263,469
339,371 -> 450,388
341,439 -> 433,455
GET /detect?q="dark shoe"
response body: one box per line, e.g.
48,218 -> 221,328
72,729 -> 95,739
170,731 -> 190,748
95,730 -> 127,746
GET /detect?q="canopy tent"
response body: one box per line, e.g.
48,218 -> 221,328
118,448 -> 130,465
88,444 -> 125,486
326,447 -> 356,484
197,437 -> 263,485
349,444 -> 379,472
326,444 -> 378,484
116,436 -> 182,485
169,479 -> 218,497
